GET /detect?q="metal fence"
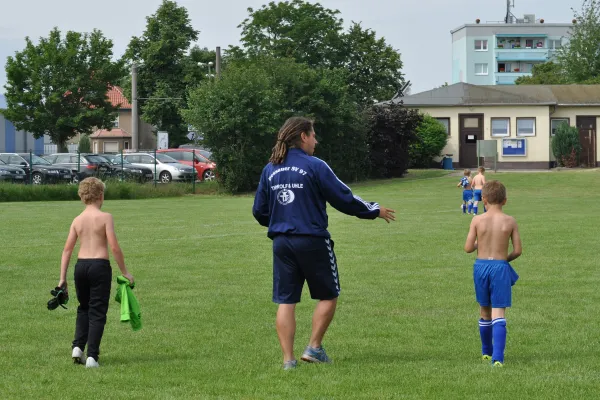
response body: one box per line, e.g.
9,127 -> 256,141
0,148 -> 213,192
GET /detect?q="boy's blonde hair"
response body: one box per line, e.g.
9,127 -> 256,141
463,169 -> 471,176
482,180 -> 506,205
78,177 -> 105,204
478,166 -> 485,173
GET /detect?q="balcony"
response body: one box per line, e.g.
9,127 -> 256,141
496,73 -> 531,85
495,48 -> 549,62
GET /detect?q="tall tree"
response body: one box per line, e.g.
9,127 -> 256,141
342,23 -> 404,105
558,0 -> 600,83
235,0 -> 404,105
238,0 -> 345,67
1,28 -> 123,151
123,0 -> 199,147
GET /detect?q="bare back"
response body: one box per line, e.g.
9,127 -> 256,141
466,209 -> 522,261
73,209 -> 111,259
472,174 -> 486,190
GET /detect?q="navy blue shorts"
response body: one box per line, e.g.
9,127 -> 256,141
473,190 -> 482,201
272,235 -> 340,304
473,259 -> 519,308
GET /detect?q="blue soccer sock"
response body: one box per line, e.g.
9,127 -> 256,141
467,202 -> 473,214
479,319 -> 493,357
473,205 -> 478,215
462,204 -> 466,214
492,318 -> 507,363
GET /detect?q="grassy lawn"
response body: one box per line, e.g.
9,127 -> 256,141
1,170 -> 599,399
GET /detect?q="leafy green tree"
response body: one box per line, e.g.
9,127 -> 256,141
123,0 -> 199,147
409,115 -> 449,168
235,0 -> 404,105
78,134 -> 91,153
1,28 -> 123,151
515,62 -> 567,84
184,57 -> 367,193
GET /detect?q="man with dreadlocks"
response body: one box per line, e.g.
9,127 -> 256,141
252,116 -> 396,370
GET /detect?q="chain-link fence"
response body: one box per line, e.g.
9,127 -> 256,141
0,148 -> 215,193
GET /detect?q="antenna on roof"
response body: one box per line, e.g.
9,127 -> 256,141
392,80 -> 411,101
505,0 -> 516,24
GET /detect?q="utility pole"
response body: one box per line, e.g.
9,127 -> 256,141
131,63 -> 139,151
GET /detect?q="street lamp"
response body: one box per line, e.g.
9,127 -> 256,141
197,61 -> 215,79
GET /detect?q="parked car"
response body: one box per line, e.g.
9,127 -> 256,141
94,153 -> 155,183
0,153 -> 72,184
156,149 -> 216,181
178,144 -> 213,161
45,153 -> 154,183
0,159 -> 27,183
112,152 -> 196,183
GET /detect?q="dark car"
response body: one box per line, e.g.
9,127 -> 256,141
45,153 -> 154,183
94,154 -> 154,183
0,153 -> 72,185
0,159 -> 27,183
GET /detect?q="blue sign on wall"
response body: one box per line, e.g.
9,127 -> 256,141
502,138 -> 527,156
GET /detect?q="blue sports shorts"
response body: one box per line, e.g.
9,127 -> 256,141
473,190 -> 482,201
272,235 -> 340,304
473,259 -> 519,308
463,189 -> 473,202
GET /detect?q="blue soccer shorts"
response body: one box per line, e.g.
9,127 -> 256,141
272,235 -> 340,304
473,189 -> 482,201
473,259 -> 519,308
463,189 -> 473,202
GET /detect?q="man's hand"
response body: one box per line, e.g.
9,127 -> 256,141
378,207 -> 396,223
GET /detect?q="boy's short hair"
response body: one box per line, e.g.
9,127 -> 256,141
482,180 -> 506,205
78,177 -> 105,204
478,166 -> 485,173
463,169 -> 471,176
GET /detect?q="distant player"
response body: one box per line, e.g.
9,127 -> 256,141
471,167 -> 487,215
457,169 -> 473,214
464,180 -> 522,367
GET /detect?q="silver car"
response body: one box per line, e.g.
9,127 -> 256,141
113,153 -> 196,183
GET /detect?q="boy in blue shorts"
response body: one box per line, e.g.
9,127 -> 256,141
464,180 -> 522,366
471,167 -> 486,215
457,169 -> 473,214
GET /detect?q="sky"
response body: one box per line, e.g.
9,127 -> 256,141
0,0 -> 582,95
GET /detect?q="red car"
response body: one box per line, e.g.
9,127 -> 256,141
156,149 -> 216,181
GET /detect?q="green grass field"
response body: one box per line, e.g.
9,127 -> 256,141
1,170 -> 599,399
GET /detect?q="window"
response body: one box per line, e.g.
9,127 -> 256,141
525,39 -> 534,48
475,40 -> 488,51
166,151 -> 183,160
549,39 -> 562,49
551,118 -> 569,136
435,118 -> 450,135
463,118 -> 479,128
124,141 -> 129,150
517,118 -> 536,136
181,152 -> 194,162
139,155 -> 154,164
491,118 -> 510,137
475,63 -> 488,75
112,114 -> 119,128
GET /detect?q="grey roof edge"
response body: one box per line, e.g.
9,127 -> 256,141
399,103 -> 557,107
451,23 -> 573,34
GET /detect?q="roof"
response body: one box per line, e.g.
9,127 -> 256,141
107,86 -> 132,109
90,128 -> 132,138
391,83 -> 600,107
450,23 -> 572,34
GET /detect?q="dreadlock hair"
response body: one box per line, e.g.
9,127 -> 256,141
269,117 -> 314,164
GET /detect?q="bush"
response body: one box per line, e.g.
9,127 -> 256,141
552,123 -> 582,167
0,181 -> 220,202
184,57 -> 368,194
409,115 -> 449,168
364,103 -> 422,178
78,134 -> 91,153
